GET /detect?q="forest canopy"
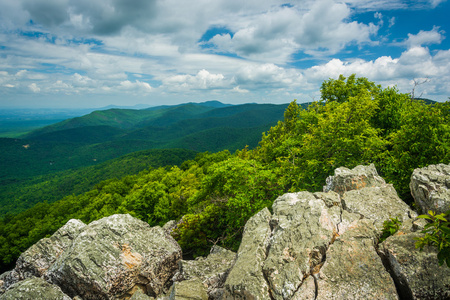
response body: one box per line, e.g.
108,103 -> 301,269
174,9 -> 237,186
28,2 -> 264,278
1,74 -> 449,272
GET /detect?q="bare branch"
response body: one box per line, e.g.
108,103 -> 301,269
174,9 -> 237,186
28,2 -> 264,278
410,78 -> 430,100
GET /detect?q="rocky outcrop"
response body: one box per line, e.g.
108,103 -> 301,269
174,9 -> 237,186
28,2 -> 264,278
2,219 -> 86,289
45,214 -> 182,299
1,214 -> 182,300
0,277 -> 71,300
323,163 -> 386,196
1,164 -> 449,299
223,207 -> 272,299
410,163 -> 450,214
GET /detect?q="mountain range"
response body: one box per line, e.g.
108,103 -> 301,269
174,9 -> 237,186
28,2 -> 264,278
0,100 -> 299,216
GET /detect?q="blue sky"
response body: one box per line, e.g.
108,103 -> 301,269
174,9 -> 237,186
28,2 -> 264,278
0,0 -> 449,108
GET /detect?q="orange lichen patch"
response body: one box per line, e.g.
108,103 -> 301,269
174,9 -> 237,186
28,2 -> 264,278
22,144 -> 30,149
121,243 -> 142,269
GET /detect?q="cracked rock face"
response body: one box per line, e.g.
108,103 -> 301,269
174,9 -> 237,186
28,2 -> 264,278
223,207 -> 273,299
410,163 -> 450,214
223,164 -> 419,300
380,232 -> 450,299
311,220 -> 398,300
45,214 -> 182,299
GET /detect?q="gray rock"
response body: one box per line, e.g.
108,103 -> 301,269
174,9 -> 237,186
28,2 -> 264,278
163,220 -> 177,234
410,163 -> 450,214
223,207 -> 272,300
313,220 -> 398,300
323,164 -> 386,195
342,184 -> 416,229
46,214 -> 182,299
173,245 -> 235,298
0,277 -> 71,300
130,289 -> 155,300
380,232 -> 450,299
262,192 -> 337,300
2,219 -> 86,289
169,278 -> 208,300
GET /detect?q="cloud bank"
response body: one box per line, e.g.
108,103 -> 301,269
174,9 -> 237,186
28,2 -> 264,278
0,0 -> 448,107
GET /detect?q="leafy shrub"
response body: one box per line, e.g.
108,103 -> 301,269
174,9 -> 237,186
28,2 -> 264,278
415,210 -> 450,268
380,217 -> 401,242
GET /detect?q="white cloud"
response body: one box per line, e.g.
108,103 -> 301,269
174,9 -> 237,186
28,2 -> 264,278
119,80 -> 152,93
28,83 -> 40,93
403,26 -> 444,48
162,69 -> 226,92
206,0 -> 378,62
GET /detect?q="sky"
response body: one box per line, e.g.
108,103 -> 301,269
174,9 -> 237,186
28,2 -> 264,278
0,0 -> 449,108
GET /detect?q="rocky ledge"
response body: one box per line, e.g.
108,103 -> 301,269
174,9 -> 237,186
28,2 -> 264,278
1,164 -> 449,299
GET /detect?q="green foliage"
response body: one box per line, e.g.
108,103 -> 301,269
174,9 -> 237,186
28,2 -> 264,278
0,148 -> 197,217
415,210 -> 450,268
1,75 -> 448,273
380,217 -> 402,242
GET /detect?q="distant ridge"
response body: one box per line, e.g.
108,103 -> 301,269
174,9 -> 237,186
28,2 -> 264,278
3,101 -> 290,182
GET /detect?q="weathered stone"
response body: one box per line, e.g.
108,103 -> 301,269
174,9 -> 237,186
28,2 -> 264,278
262,192 -> 336,300
380,232 -> 450,299
342,184 -> 416,229
169,278 -> 208,300
46,214 -> 182,299
323,164 -> 386,195
0,277 -> 71,300
313,191 -> 341,208
314,220 -> 398,300
291,275 -> 316,300
173,245 -> 235,298
162,220 -> 177,234
410,163 -> 450,214
130,289 -> 155,300
2,219 -> 86,290
223,207 -> 272,300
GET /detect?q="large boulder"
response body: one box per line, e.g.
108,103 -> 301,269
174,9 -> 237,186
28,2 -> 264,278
45,214 -> 182,299
323,164 -> 386,196
342,184 -> 416,229
1,219 -> 86,290
310,220 -> 398,299
380,232 -> 450,299
410,163 -> 450,214
0,277 -> 70,300
261,192 -> 337,300
324,164 -> 416,229
223,207 -> 273,299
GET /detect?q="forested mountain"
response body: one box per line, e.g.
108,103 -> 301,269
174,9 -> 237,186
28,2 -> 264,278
2,101 -> 290,180
0,101 -> 291,217
0,76 -> 448,274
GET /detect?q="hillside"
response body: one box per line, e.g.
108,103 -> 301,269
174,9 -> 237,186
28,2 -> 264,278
0,75 -> 448,275
0,148 -> 197,217
0,101 -> 290,217
2,101 -> 289,181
